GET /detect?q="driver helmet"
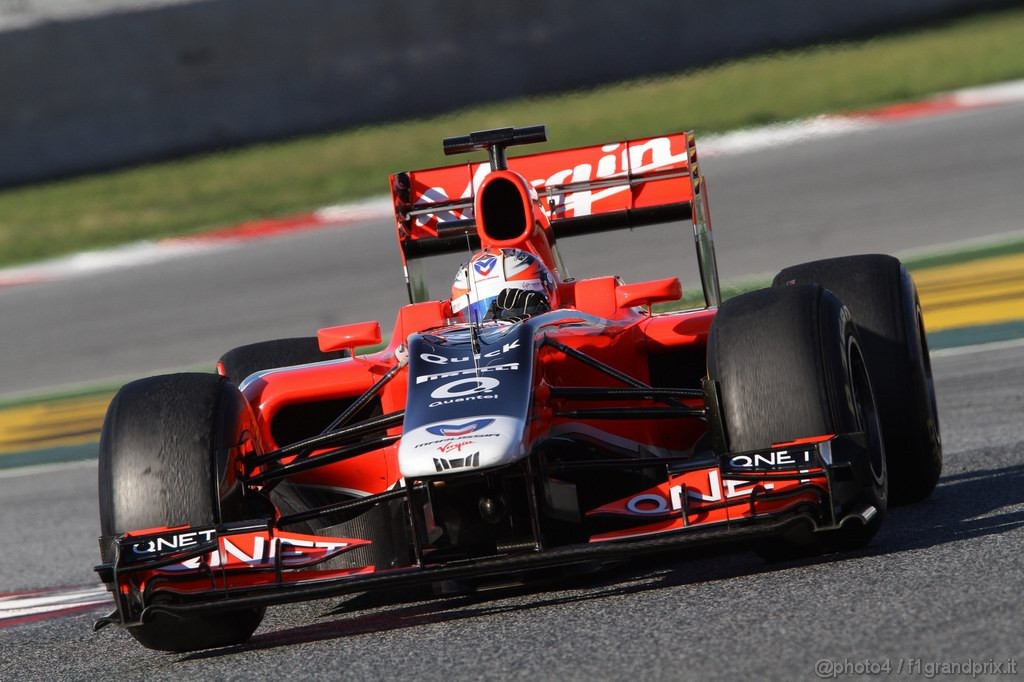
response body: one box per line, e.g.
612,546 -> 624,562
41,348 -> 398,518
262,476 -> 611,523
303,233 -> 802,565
451,248 -> 558,322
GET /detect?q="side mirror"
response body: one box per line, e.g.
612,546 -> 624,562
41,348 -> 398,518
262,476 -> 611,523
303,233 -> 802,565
317,321 -> 382,353
615,278 -> 682,309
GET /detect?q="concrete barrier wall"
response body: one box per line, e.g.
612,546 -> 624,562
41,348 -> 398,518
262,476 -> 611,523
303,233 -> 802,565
0,0 -> 1012,185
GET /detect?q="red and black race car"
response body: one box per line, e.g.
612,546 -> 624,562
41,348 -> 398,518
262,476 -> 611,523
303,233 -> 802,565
94,125 -> 942,651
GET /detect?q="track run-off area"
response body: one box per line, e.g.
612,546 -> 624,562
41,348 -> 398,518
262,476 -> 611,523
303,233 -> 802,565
0,96 -> 1023,679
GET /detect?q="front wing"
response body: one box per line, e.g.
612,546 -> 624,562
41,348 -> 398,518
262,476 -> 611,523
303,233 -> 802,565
94,435 -> 875,630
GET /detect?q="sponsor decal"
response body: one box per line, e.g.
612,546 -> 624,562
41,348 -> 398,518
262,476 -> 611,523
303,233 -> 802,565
623,471 -> 777,516
626,493 -> 680,516
431,377 -> 499,398
437,440 -> 474,453
726,447 -> 815,470
426,418 -> 495,437
420,339 -> 520,365
414,136 -> 688,226
428,377 -> 499,407
129,529 -> 217,555
473,256 -> 498,276
127,529 -> 353,571
428,394 -> 498,408
414,434 -> 500,449
415,362 -> 518,384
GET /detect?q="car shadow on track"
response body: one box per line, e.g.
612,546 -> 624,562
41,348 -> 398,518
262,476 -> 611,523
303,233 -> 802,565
874,455 -> 1024,551
177,452 -> 1024,661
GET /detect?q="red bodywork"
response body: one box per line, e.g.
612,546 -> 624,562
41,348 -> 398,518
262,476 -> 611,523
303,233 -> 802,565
244,131 -> 717,495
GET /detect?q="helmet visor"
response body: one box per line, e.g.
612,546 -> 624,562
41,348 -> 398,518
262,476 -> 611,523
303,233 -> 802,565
464,295 -> 497,323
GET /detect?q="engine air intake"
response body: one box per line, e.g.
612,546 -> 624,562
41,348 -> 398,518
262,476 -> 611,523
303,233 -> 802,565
478,176 -> 528,242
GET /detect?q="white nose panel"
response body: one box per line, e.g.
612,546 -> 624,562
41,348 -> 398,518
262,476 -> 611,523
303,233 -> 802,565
398,416 -> 526,478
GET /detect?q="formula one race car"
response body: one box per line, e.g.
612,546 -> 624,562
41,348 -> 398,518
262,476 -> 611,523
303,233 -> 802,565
94,125 -> 942,651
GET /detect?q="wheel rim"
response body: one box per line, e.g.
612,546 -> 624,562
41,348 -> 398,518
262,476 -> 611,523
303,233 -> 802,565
848,336 -> 885,485
916,301 -> 942,447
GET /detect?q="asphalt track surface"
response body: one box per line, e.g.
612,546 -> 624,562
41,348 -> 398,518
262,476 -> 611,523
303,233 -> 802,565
2,101 -> 1024,399
0,341 -> 1021,680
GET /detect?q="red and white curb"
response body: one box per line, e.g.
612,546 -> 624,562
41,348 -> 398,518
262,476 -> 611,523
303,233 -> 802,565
696,78 -> 1024,157
164,195 -> 397,246
2,79 -> 1023,290
0,196 -> 395,289
0,585 -> 111,628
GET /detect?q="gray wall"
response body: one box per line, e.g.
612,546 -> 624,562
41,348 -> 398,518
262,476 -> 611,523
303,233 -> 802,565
0,0 -> 1014,185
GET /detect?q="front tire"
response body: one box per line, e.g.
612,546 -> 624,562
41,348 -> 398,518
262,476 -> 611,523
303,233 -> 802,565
98,373 -> 265,651
773,254 -> 941,504
707,284 -> 887,558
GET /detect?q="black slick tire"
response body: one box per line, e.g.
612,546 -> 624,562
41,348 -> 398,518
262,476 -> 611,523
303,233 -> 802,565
773,254 -> 941,504
707,284 -> 887,559
98,372 -> 265,652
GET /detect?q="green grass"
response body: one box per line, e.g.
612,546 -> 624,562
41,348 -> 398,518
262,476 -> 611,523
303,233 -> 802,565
3,7 -> 1024,268
0,383 -> 117,410
900,234 -> 1024,270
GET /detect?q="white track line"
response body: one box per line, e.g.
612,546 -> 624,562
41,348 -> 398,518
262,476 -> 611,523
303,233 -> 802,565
0,459 -> 97,479
930,336 -> 1024,359
0,586 -> 110,621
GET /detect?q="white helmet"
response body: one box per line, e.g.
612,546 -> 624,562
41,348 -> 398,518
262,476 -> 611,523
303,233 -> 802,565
451,248 -> 558,322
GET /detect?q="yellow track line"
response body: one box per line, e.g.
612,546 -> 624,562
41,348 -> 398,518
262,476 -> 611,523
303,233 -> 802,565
0,393 -> 112,455
915,252 -> 1024,332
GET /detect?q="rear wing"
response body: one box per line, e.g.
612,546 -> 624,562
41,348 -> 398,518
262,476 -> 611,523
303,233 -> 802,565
389,130 -> 720,307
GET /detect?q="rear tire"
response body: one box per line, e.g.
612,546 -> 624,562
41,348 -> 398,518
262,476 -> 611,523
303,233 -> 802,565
707,284 -> 887,559
773,254 -> 941,504
217,337 -> 347,385
99,373 -> 265,651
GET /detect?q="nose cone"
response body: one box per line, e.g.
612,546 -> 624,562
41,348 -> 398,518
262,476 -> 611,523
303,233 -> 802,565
398,416 -> 526,478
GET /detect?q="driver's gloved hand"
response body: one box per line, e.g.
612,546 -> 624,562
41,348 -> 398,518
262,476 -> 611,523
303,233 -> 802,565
487,288 -> 550,320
